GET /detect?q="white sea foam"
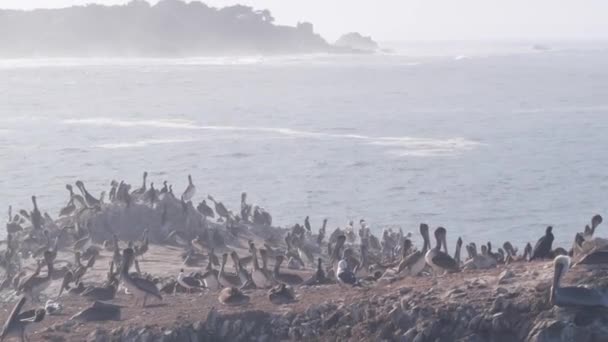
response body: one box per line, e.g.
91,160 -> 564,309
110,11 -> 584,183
65,117 -> 480,156
95,138 -> 198,149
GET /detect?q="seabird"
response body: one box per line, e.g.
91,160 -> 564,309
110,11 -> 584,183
268,283 -> 295,304
59,185 -> 77,217
218,253 -> 242,288
531,226 -> 554,260
273,255 -> 303,285
75,181 -> 100,207
200,262 -> 221,290
196,200 -> 215,219
551,255 -> 608,307
18,251 -> 54,302
131,171 -> 148,199
176,269 -> 204,294
0,296 -> 46,342
207,195 -> 230,222
218,287 -> 249,306
30,196 -> 42,231
250,244 -> 272,289
119,248 -> 162,307
181,175 -> 196,202
425,227 -> 459,275
398,224 -> 430,276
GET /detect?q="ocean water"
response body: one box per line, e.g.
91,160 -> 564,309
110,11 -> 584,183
2,42 -> 608,248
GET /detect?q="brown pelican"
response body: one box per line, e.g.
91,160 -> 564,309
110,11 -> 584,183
108,180 -> 118,202
551,256 -> 608,307
317,218 -> 327,246
208,248 -> 220,267
75,181 -> 100,207
425,227 -> 459,274
73,226 -> 92,251
583,214 -> 603,240
119,248 -> 162,307
32,230 -> 51,259
250,244 -> 272,289
196,200 -> 215,219
268,283 -> 295,304
30,196 -> 42,231
18,251 -> 54,302
273,255 -> 303,285
0,296 -> 46,342
218,287 -> 249,305
218,253 -> 242,288
531,226 -> 554,260
304,216 -> 312,234
131,171 -> 148,198
200,262 -> 220,290
207,195 -> 230,222
398,224 -> 430,276
303,258 -> 331,285
134,229 -> 149,261
81,262 -> 118,301
59,185 -> 77,217
143,183 -> 157,206
454,237 -> 463,265
177,269 -> 204,293
70,301 -> 121,322
230,252 -> 252,288
181,175 -> 196,202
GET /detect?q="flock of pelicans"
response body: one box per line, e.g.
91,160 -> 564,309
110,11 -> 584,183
1,173 -> 608,341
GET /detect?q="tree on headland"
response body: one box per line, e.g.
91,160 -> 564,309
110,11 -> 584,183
0,0 -> 329,57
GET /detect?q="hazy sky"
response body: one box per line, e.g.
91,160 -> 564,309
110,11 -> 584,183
3,0 -> 608,41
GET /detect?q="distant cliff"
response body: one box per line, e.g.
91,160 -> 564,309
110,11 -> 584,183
0,0 -> 336,57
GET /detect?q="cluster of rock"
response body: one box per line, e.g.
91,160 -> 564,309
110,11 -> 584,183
74,269 -> 608,342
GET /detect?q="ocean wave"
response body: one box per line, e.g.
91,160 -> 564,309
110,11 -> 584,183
511,105 -> 608,114
95,138 -> 198,149
66,117 -> 480,156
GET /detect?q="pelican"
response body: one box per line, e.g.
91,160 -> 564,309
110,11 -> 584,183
398,223 -> 430,275
81,262 -> 118,301
531,226 -> 554,260
30,196 -> 42,231
425,227 -> 459,274
197,200 -> 215,219
583,214 -> 603,240
59,185 -> 77,217
250,244 -> 272,289
0,296 -> 46,342
218,287 -> 249,306
143,183 -> 157,206
18,251 -> 54,302
131,172 -> 148,198
181,175 -> 196,201
207,195 -> 230,222
177,269 -> 204,294
75,181 -> 100,207
200,262 -> 220,290
551,256 -> 608,307
218,253 -> 242,288
108,180 -> 118,202
454,237 -> 463,265
268,283 -> 295,304
119,248 -> 162,307
317,218 -> 327,246
303,258 -> 331,285
273,255 -> 303,285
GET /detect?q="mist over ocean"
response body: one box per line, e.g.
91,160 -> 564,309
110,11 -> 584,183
2,41 -> 608,247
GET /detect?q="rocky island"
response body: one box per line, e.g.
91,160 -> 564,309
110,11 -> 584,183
1,174 -> 607,342
0,0 -> 377,58
335,32 -> 380,53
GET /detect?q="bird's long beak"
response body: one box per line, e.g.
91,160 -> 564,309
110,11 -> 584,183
442,235 -> 449,255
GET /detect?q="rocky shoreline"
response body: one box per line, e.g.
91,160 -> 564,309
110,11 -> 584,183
2,177 -> 607,342
2,250 -> 605,342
